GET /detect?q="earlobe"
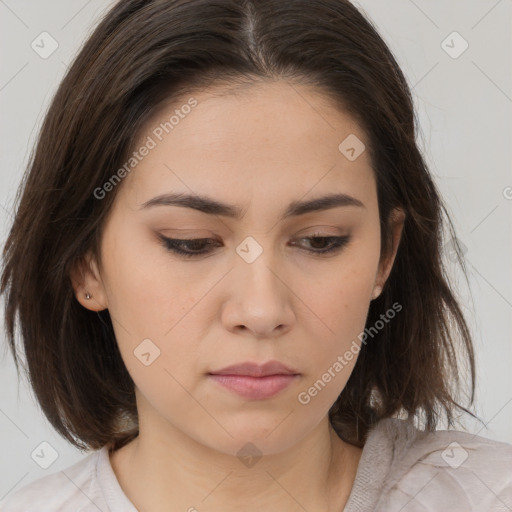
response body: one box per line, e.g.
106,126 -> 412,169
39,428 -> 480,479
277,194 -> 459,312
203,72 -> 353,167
70,251 -> 108,311
371,285 -> 382,300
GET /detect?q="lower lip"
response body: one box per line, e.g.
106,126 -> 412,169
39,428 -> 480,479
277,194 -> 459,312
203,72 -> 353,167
208,374 -> 299,400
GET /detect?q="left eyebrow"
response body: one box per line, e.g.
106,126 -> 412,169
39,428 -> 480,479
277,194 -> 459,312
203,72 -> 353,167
140,192 -> 365,221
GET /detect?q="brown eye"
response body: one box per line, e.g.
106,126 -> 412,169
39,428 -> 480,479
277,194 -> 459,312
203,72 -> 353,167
291,235 -> 351,255
159,236 -> 220,258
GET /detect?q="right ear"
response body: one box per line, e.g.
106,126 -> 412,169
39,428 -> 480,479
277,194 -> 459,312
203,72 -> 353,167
70,250 -> 108,311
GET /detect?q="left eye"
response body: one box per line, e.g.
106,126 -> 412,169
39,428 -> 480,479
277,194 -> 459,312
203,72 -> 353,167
159,234 -> 350,259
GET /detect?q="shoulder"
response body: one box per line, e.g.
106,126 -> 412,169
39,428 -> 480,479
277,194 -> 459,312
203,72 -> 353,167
373,418 -> 512,512
0,448 -> 104,511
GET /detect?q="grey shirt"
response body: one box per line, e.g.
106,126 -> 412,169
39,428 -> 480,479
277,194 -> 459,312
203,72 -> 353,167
2,417 -> 511,511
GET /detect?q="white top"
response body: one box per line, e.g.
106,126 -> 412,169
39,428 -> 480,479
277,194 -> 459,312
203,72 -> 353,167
1,418 -> 511,511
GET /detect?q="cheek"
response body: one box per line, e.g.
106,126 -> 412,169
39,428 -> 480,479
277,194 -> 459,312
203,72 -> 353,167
101,228 -> 193,335
298,245 -> 379,391
325,276 -> 373,341
307,255 -> 378,341
295,283 -> 370,414
98,230 -> 206,400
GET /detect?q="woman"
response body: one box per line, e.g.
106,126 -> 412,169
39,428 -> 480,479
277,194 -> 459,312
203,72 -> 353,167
1,0 -> 511,510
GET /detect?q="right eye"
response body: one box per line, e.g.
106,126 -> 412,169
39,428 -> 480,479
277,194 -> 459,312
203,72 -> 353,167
158,236 -> 221,258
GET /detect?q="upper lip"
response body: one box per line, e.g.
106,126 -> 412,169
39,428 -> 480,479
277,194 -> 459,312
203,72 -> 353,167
209,360 -> 300,377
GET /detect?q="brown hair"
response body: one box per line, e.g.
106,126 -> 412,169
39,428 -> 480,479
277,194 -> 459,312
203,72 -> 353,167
1,0 -> 479,452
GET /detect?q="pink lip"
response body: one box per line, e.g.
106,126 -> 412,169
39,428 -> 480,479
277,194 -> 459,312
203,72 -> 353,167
208,360 -> 300,400
208,374 -> 299,400
209,360 -> 299,377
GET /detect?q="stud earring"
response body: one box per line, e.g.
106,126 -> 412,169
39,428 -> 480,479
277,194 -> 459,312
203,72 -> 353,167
85,292 -> 92,300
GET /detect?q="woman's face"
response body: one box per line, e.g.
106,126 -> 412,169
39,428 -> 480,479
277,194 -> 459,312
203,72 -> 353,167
76,80 -> 403,455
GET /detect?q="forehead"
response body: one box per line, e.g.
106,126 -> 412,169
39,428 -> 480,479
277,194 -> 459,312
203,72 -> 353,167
122,80 -> 375,215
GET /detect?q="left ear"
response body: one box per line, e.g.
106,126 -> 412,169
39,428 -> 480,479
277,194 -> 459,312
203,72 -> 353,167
69,249 -> 109,311
372,207 -> 406,300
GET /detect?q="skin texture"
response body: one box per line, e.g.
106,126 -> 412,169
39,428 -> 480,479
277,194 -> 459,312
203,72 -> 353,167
72,80 -> 405,512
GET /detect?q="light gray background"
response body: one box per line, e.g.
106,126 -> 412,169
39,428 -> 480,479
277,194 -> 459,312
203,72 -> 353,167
1,0 -> 511,500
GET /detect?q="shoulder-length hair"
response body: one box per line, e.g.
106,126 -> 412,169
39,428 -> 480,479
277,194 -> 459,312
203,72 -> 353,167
1,0 -> 478,451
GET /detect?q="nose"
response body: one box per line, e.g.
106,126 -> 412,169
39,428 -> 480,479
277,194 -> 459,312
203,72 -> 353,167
220,242 -> 295,339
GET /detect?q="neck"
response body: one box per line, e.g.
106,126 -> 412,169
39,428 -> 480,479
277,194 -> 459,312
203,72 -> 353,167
110,405 -> 362,512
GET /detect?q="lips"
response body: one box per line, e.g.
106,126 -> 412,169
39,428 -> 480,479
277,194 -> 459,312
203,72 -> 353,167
209,374 -> 298,400
208,360 -> 299,377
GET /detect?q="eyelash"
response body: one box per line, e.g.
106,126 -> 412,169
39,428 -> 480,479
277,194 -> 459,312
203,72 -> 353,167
158,233 -> 351,259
